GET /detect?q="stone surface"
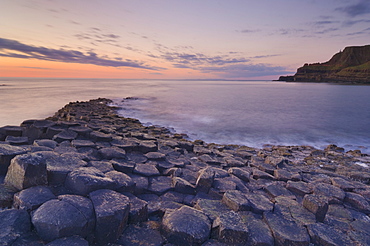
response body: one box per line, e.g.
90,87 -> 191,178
31,198 -> 93,242
118,223 -> 164,246
13,186 -> 55,212
89,189 -> 130,245
65,167 -> 116,196
264,212 -> 310,246
162,205 -> 211,245
222,190 -> 250,211
45,235 -> 89,246
239,211 -> 274,246
0,209 -> 31,245
302,194 -> 328,222
212,211 -> 248,245
307,222 -> 352,246
196,167 -> 215,193
4,153 -> 47,190
244,193 -> 274,214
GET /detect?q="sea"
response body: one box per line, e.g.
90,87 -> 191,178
1,77 -> 370,154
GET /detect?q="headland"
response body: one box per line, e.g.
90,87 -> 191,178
0,98 -> 370,245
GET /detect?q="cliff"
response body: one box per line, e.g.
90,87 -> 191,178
279,45 -> 370,83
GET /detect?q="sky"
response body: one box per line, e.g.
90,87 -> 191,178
1,0 -> 370,80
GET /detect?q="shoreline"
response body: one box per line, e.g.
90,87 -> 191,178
0,98 -> 370,245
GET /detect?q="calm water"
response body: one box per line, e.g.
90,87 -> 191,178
1,78 -> 370,153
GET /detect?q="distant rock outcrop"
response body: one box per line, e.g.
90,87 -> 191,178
279,45 -> 370,83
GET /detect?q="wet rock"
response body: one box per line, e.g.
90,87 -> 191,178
212,211 -> 248,245
264,212 -> 310,246
130,174 -> 149,195
11,232 -> 44,246
45,235 -> 89,246
0,125 -> 23,137
32,198 -> 93,242
4,153 -> 47,190
112,159 -> 135,173
344,192 -> 370,213
118,223 -> 164,246
89,189 -> 130,245
13,186 -> 56,212
302,194 -> 328,222
330,177 -> 355,191
274,196 -> 316,226
212,177 -> 237,193
239,211 -> 274,246
0,209 -> 31,245
0,144 -> 28,175
106,170 -> 135,193
98,146 -> 126,160
162,205 -> 211,245
65,167 -> 116,196
136,140 -> 157,153
69,125 -> 93,137
265,183 -> 295,198
307,222 -> 352,246
71,139 -> 96,148
222,190 -> 250,211
0,184 -> 16,208
274,169 -> 294,181
244,193 -> 274,214
252,168 -> 274,180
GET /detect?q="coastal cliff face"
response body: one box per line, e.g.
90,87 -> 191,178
280,45 -> 370,83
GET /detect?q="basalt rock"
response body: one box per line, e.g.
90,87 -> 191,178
0,98 -> 369,245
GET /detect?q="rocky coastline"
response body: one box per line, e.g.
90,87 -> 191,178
1,98 -> 370,245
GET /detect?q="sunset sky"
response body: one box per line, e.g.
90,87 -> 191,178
1,0 -> 370,80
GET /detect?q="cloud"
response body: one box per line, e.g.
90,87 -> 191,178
343,19 -> 370,27
0,37 -> 161,70
336,0 -> 370,17
75,28 -> 122,47
239,29 -> 261,33
199,63 -> 292,79
19,66 -> 51,70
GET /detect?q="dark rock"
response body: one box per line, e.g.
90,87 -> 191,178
162,205 -> 211,245
5,136 -> 29,145
194,199 -> 231,222
313,183 -> 345,204
52,130 -> 78,143
244,193 -> 274,214
88,160 -> 114,173
195,167 -> 215,193
89,189 -> 130,245
134,163 -> 160,177
148,176 -> 172,195
307,223 -> 352,246
106,170 -> 135,193
0,184 -> 16,208
265,183 -> 295,198
223,156 -> 245,167
344,192 -> 370,213
212,211 -> 248,245
0,125 -> 23,137
13,186 -> 56,212
126,152 -> 148,163
302,194 -> 328,222
0,144 -> 28,175
112,159 -> 135,173
71,139 -> 96,148
161,191 -> 186,203
69,125 -> 93,137
65,167 -> 116,196
34,139 -> 58,149
173,176 -> 196,195
128,196 -> 148,224
212,177 -> 237,193
286,181 -> 313,196
45,235 -> 89,246
118,223 -> 164,246
4,153 -> 47,190
130,174 -> 149,195
98,146 -> 126,160
222,190 -> 250,211
11,232 -> 44,246
274,197 -> 316,226
274,169 -> 294,181
330,177 -> 355,191
90,131 -> 112,142
145,151 -> 166,160
252,169 -> 275,180
0,209 -> 31,245
39,151 -> 87,185
31,198 -> 93,242
136,140 -> 157,153
239,211 -> 274,246
264,212 -> 310,246
228,167 -> 250,182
